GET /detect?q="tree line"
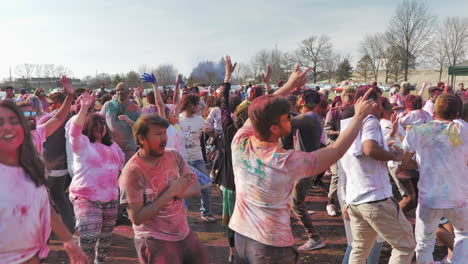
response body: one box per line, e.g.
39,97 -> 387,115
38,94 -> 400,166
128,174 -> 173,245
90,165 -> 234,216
5,0 -> 468,90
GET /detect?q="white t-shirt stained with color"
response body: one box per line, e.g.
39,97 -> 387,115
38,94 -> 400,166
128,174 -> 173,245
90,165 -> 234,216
402,120 -> 468,209
341,115 -> 393,205
0,164 -> 51,263
178,115 -> 207,161
229,120 -> 318,247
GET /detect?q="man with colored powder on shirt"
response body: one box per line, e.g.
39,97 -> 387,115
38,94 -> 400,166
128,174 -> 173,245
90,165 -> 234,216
119,114 -> 209,264
228,62 -> 376,263
101,82 -> 141,161
401,93 -> 468,264
340,85 -> 416,264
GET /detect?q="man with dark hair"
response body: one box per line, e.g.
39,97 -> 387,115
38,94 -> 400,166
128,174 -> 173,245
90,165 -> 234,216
229,64 -> 376,263
119,114 -> 208,264
282,89 -> 325,251
402,93 -> 467,264
38,91 -> 75,231
423,86 -> 443,116
3,86 -> 16,101
97,83 -> 108,98
324,87 -> 355,216
179,93 -> 216,222
341,85 -> 416,263
101,82 -> 141,161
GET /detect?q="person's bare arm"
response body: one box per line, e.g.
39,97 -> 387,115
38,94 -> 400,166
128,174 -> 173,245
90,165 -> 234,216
261,65 -> 272,93
310,88 -> 376,176
73,93 -> 94,128
43,76 -> 75,137
362,140 -> 403,161
126,173 -> 196,225
274,64 -> 312,97
401,151 -> 418,170
172,74 -> 183,117
152,83 -> 166,119
176,179 -> 201,199
50,208 -> 90,264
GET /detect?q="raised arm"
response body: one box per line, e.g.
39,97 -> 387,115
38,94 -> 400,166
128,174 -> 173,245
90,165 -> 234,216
172,74 -> 183,117
261,65 -> 272,94
418,81 -> 429,97
310,88 -> 376,176
140,73 -> 166,118
42,76 -> 74,137
73,93 -> 94,128
274,64 -> 312,97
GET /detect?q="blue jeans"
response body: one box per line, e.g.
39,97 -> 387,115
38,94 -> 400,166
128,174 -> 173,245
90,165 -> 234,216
188,160 -> 212,217
342,242 -> 383,264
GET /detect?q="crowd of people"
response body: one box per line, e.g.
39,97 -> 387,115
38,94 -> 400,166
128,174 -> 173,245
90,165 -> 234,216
0,56 -> 467,264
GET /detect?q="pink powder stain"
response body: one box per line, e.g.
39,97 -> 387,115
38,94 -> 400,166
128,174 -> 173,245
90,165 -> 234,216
20,206 -> 28,216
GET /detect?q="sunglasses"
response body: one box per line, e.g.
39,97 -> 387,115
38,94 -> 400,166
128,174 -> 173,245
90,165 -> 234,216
23,111 -> 37,117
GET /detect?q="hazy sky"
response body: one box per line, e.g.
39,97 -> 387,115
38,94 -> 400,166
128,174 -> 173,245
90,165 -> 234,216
1,0 -> 467,80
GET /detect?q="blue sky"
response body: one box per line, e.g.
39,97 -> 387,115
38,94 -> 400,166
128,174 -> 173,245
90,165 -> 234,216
1,0 -> 467,80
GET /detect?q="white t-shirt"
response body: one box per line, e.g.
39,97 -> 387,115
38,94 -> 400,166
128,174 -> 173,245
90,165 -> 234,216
229,120 -> 318,247
206,107 -> 222,134
341,116 -> 393,205
68,121 -> 125,202
0,163 -> 51,263
423,100 -> 434,116
399,109 -> 433,128
178,115 -> 207,161
402,119 -> 468,209
166,124 -> 188,160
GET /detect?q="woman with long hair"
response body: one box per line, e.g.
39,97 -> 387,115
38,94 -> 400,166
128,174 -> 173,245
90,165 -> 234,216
0,100 -> 88,264
68,93 -> 125,264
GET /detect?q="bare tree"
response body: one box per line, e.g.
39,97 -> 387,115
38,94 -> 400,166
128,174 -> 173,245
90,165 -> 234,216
153,64 -> 178,86
359,33 -> 386,82
439,17 -> 468,84
15,63 -> 36,88
429,37 -> 448,82
250,47 -> 291,84
53,65 -> 72,77
355,55 -> 374,82
295,34 -> 333,83
323,52 -> 340,84
386,0 -> 436,81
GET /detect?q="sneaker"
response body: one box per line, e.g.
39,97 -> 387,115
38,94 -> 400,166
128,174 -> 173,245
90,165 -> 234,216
326,204 -> 337,217
228,254 -> 234,264
298,237 -> 326,251
436,256 -> 452,264
201,215 -> 217,223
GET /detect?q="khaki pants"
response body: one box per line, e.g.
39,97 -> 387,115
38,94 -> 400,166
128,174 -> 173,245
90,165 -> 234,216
415,206 -> 468,264
327,163 -> 338,200
348,198 -> 415,264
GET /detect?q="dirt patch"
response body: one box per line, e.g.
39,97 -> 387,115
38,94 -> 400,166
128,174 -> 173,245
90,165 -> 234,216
45,175 -> 447,263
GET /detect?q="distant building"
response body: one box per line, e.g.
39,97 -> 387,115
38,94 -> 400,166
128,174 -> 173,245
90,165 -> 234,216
4,77 -> 83,92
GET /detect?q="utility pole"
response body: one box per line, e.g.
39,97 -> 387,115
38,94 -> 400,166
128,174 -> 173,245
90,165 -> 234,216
9,66 -> 12,83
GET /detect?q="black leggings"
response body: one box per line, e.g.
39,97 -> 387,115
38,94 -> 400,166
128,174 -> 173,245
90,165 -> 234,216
47,174 -> 75,232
